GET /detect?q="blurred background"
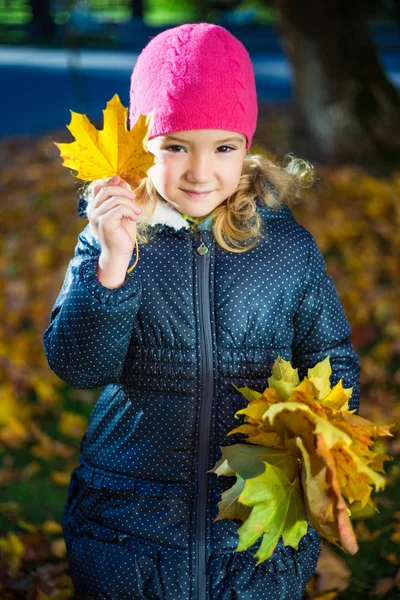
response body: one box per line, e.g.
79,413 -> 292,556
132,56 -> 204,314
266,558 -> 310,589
0,1 -> 399,599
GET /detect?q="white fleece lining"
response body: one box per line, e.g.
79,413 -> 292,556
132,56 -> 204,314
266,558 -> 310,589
147,197 -> 190,230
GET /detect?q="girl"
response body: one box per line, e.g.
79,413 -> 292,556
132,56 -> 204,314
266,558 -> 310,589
43,22 -> 361,600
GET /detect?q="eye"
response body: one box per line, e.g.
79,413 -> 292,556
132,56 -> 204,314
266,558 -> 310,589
165,145 -> 186,153
217,146 -> 235,153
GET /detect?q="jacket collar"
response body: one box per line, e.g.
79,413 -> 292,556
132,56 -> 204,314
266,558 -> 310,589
147,196 -> 294,232
78,195 -> 294,234
148,197 -> 191,231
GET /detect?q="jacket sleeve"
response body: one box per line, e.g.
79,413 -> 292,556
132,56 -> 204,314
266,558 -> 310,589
291,232 -> 361,414
42,223 -> 141,389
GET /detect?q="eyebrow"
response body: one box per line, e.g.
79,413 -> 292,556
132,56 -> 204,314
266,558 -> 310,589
162,135 -> 245,145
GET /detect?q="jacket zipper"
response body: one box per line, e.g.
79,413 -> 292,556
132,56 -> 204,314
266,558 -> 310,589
194,230 -> 212,600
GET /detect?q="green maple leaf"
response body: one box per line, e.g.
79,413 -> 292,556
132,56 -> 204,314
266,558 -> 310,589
213,474 -> 252,523
208,444 -> 304,563
236,461 -> 308,565
209,443 -> 297,481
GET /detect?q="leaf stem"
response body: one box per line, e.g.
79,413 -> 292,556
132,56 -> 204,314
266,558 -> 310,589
126,226 -> 139,273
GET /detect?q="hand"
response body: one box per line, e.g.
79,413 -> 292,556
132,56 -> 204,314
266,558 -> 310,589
87,174 -> 142,259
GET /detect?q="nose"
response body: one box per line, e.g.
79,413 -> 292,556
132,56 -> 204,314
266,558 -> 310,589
185,152 -> 213,184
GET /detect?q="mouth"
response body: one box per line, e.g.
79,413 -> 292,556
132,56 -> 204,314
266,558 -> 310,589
181,189 -> 214,199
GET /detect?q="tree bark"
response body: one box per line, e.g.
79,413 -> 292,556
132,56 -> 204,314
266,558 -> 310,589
274,0 -> 400,166
29,0 -> 54,39
130,0 -> 144,20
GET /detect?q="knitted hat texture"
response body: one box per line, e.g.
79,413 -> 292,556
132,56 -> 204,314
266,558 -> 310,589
129,22 -> 258,150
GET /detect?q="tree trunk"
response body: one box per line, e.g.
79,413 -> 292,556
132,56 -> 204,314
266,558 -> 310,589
274,0 -> 400,167
130,0 -> 144,20
29,0 -> 54,39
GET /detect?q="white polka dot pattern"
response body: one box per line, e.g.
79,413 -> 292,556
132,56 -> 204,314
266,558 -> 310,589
43,198 -> 361,599
43,228 -> 142,389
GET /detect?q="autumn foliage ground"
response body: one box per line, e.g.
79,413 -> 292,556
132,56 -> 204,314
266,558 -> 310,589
0,108 -> 399,599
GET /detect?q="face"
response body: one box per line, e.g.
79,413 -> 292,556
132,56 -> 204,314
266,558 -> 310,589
146,129 -> 247,217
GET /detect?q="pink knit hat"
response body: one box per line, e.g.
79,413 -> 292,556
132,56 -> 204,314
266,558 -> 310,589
129,23 -> 258,150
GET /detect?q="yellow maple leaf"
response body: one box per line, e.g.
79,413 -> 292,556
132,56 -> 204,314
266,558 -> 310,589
51,470 -> 71,486
54,94 -> 155,273
54,93 -> 155,187
0,531 -> 25,578
41,520 -> 63,535
58,411 -> 87,439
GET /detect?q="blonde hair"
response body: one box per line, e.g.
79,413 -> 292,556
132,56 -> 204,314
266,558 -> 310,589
80,150 -> 315,254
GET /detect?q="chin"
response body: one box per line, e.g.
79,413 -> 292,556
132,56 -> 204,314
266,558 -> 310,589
170,202 -> 210,217
184,200 -> 222,216
184,207 -> 211,216
166,193 -> 225,217
189,210 -> 214,219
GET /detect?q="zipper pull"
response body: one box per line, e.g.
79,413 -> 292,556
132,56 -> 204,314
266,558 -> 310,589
197,232 -> 209,255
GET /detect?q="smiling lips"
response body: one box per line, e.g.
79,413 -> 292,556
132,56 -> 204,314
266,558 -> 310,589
181,189 -> 214,198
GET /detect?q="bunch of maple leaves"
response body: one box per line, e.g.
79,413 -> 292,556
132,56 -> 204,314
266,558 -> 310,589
209,355 -> 394,565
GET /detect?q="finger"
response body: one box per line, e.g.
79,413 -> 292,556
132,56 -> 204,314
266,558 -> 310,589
108,175 -> 133,193
94,196 -> 142,216
91,175 -> 123,199
97,204 -> 140,226
107,174 -> 121,185
94,186 -> 136,208
90,177 -> 111,200
117,178 -> 131,190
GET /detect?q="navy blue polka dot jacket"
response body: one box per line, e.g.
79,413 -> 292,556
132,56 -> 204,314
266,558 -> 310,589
43,194 -> 361,600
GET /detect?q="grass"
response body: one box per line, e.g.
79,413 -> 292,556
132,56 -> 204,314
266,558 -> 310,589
0,387 -> 95,532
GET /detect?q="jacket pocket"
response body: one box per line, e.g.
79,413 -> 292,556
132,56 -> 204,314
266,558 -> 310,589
65,506 -> 189,600
63,461 -> 192,551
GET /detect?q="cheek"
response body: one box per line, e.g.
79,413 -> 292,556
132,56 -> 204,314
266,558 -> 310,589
221,159 -> 244,187
148,162 -> 176,193
159,159 -> 182,183
147,165 -> 164,195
